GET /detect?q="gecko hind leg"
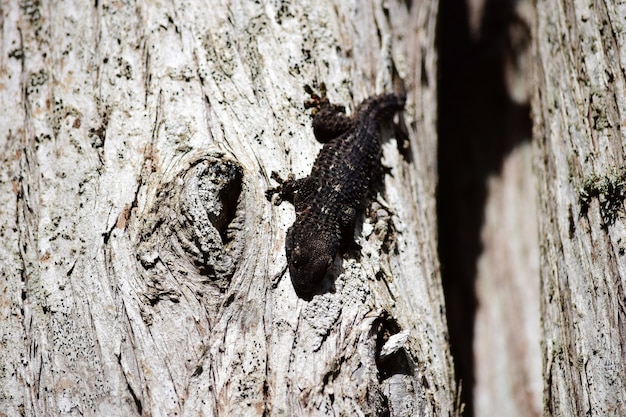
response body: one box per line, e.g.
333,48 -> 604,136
304,83 -> 354,143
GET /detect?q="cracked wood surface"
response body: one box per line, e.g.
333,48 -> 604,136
533,0 -> 626,415
0,0 -> 455,416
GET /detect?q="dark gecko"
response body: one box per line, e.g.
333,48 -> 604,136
267,84 -> 406,298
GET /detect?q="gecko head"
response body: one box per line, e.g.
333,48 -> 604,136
286,231 -> 336,298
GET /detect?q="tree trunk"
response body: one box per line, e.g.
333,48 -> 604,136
0,0 -> 456,416
438,0 -> 541,415
533,0 -> 626,415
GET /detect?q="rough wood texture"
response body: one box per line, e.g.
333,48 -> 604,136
533,0 -> 626,415
0,0 -> 455,416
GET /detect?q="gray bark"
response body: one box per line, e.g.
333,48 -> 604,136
0,0 -> 456,416
533,0 -> 626,415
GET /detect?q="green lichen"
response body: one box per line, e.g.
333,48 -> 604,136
579,170 -> 626,228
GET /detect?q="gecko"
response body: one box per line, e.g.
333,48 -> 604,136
267,84 -> 406,298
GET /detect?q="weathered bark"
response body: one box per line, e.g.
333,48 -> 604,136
533,0 -> 626,415
0,0 -> 455,416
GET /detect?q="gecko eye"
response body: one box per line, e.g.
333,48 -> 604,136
291,245 -> 309,267
286,231 -> 337,297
